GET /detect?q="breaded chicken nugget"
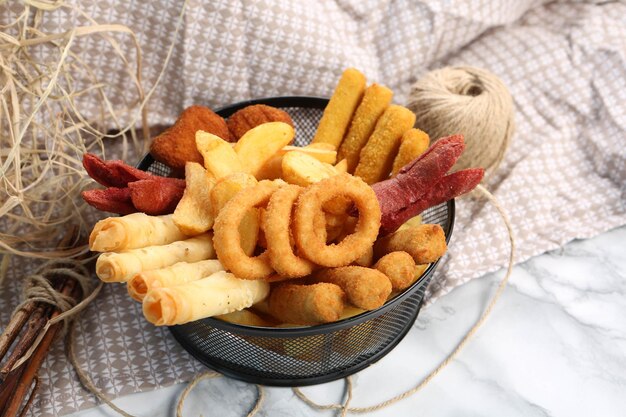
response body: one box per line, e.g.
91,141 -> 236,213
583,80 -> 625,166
374,224 -> 447,264
227,104 -> 294,141
310,266 -> 392,310
374,251 -> 416,291
150,105 -> 231,173
269,283 -> 345,325
391,128 -> 430,176
312,68 -> 366,148
337,84 -> 393,173
354,105 -> 416,184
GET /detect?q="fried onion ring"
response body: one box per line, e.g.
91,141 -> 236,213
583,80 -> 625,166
213,180 -> 282,279
294,173 -> 381,267
264,185 -> 315,278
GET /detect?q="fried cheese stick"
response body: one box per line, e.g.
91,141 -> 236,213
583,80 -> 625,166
374,224 -> 447,264
96,233 -> 215,283
312,68 -> 366,149
354,105 -> 416,184
337,84 -> 393,173
391,128 -> 430,176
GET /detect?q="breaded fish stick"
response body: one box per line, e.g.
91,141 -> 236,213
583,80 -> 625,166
373,251 -> 416,291
374,224 -> 447,264
354,105 -> 416,184
269,283 -> 345,325
312,68 -> 366,149
391,128 -> 430,176
337,84 -> 393,173
311,266 -> 392,310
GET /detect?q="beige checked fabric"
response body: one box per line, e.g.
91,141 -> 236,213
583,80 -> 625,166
0,0 -> 624,415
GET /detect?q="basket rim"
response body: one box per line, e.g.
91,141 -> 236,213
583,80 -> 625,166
141,95 -> 455,337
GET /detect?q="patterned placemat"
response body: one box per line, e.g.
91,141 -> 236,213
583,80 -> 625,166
0,0 -> 624,415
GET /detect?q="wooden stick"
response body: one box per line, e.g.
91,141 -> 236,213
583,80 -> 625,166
1,279 -> 81,417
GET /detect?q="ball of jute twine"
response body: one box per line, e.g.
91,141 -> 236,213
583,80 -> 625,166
407,66 -> 515,176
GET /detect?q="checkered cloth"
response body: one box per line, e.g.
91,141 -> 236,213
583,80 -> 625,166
1,1 -> 624,414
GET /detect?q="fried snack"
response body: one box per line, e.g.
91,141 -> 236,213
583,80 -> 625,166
294,174 -> 380,267
334,158 -> 348,173
213,181 -> 282,279
391,128 -> 430,176
354,105 -> 416,184
89,213 -> 187,252
227,104 -> 294,141
268,283 -> 345,325
150,105 -> 231,173
374,224 -> 447,264
127,259 -> 224,302
142,271 -> 269,326
96,233 -> 215,283
337,84 -> 394,172
353,246 -> 374,267
195,130 -> 243,178
264,185 -> 314,278
398,214 -> 422,231
311,68 -> 366,148
234,122 -> 295,177
210,173 -> 259,256
257,145 -> 337,180
373,251 -> 416,291
172,162 -> 216,235
310,266 -> 391,310
281,151 -> 339,187
216,309 -> 273,327
372,135 -> 484,235
129,178 -> 185,215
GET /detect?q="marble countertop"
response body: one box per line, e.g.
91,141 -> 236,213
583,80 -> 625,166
67,224 -> 626,417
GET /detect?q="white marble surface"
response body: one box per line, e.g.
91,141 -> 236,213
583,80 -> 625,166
66,225 -> 626,417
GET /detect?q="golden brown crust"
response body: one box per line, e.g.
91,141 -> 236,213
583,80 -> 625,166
268,283 -> 345,325
227,104 -> 294,141
374,251 -> 416,291
150,105 -> 231,173
311,266 -> 391,310
374,224 -> 447,264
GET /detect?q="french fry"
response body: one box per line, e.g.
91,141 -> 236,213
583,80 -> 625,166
391,128 -> 430,176
210,173 -> 260,256
172,162 -> 216,235
281,151 -> 338,187
196,130 -> 243,178
257,144 -> 337,180
234,122 -> 294,177
312,68 -> 366,148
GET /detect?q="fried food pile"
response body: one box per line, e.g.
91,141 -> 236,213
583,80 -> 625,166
84,68 -> 484,328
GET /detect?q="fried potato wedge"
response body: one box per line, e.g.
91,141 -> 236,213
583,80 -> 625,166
257,145 -> 337,180
281,151 -> 339,187
234,122 -> 294,177
196,130 -> 243,178
172,162 -> 216,235
335,158 -> 348,173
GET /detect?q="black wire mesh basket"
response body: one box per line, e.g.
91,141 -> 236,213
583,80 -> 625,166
138,96 -> 454,386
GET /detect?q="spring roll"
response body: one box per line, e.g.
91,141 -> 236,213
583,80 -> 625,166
373,224 -> 447,264
127,259 -> 224,301
96,233 -> 215,283
268,283 -> 345,325
89,213 -> 187,252
142,271 -> 269,326
310,266 -> 391,310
